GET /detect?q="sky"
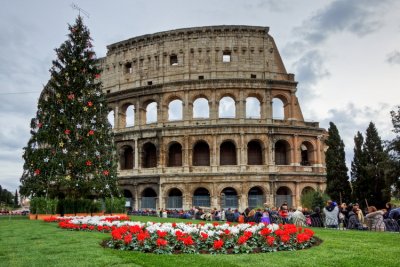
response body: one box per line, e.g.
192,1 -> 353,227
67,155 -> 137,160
1,0 -> 399,192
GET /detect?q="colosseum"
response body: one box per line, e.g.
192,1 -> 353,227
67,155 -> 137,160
98,25 -> 327,212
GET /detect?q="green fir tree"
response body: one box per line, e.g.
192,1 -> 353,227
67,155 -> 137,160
325,122 -> 352,203
20,16 -> 119,200
350,131 -> 367,202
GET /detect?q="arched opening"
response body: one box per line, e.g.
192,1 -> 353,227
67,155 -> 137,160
275,140 -> 290,165
221,187 -> 238,209
125,105 -> 135,127
193,187 -> 210,207
219,96 -> 235,118
193,141 -> 210,166
300,141 -> 314,166
142,142 -> 157,168
141,188 -> 157,210
123,189 -> 133,211
146,101 -> 157,124
120,146 -> 134,170
107,110 -> 115,128
301,186 -> 315,196
193,97 -> 209,118
168,99 -> 183,121
248,187 -> 264,208
167,188 -> 183,209
247,140 -> 263,165
220,141 -> 237,165
272,98 -> 284,119
168,143 -> 182,167
276,187 -> 292,208
246,97 -> 261,119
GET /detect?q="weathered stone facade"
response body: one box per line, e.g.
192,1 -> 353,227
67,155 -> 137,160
99,25 -> 327,211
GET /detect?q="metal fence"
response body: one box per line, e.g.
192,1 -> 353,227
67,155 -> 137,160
166,196 -> 183,209
192,196 -> 210,207
141,197 -> 156,209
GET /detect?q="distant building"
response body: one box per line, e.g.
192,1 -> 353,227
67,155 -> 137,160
99,25 -> 327,211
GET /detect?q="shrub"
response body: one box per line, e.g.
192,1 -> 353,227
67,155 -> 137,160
105,197 -> 126,214
301,191 -> 330,210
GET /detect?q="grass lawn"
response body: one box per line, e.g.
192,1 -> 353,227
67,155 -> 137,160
0,216 -> 399,267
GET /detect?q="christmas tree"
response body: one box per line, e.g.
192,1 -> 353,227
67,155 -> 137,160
20,16 -> 119,200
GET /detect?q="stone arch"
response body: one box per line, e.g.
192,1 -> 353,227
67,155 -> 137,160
300,140 -> 315,166
119,145 -> 134,170
121,102 -> 135,127
301,186 -> 316,195
220,187 -> 238,209
248,186 -> 265,208
145,101 -> 158,124
166,187 -> 183,209
247,140 -> 263,165
167,142 -> 182,167
245,96 -> 261,119
220,140 -> 237,165
274,139 -> 291,165
219,96 -> 236,118
107,109 -> 115,128
168,99 -> 183,121
193,96 -> 209,118
141,187 -> 157,209
272,94 -> 289,120
276,186 -> 293,208
123,189 -> 133,210
193,140 -> 210,166
192,187 -> 211,207
142,142 -> 157,168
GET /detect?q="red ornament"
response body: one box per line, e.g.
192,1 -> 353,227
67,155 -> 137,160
64,129 -> 71,135
86,161 -> 92,166
88,130 -> 94,136
37,122 -> 43,128
95,74 -> 100,79
87,101 -> 93,107
34,169 -> 41,175
67,93 -> 75,100
103,170 -> 109,176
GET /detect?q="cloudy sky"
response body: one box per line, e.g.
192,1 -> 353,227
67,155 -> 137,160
1,0 -> 399,192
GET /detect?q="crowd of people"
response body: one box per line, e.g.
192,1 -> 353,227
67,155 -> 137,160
128,200 -> 400,232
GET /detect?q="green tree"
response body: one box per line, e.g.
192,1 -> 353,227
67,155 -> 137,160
363,122 -> 390,207
20,16 -> 119,200
387,106 -> 400,196
325,122 -> 352,203
351,131 -> 367,202
14,190 -> 19,208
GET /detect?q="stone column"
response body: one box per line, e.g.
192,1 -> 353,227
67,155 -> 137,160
134,139 -> 139,169
293,134 -> 299,166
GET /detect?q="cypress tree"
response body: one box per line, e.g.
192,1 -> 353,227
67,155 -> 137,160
325,122 -> 352,203
20,17 -> 119,200
14,190 -> 19,208
351,131 -> 367,202
362,122 -> 390,208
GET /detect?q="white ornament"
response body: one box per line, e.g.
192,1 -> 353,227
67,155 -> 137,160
44,157 -> 49,163
63,149 -> 68,154
77,124 -> 82,129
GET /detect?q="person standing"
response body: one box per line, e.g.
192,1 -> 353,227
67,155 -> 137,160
323,200 -> 339,229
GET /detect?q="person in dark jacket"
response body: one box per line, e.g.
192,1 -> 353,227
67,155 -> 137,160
310,207 -> 324,227
347,206 -> 364,230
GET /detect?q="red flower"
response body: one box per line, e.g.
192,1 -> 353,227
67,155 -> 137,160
172,222 -> 177,228
280,234 -> 291,243
223,229 -> 230,235
156,238 -> 168,247
124,234 -> 132,245
296,233 -> 310,244
260,228 -> 272,236
244,231 -> 252,238
213,239 -> 224,250
303,228 -> 314,237
88,130 -> 94,135
157,230 -> 167,238
86,160 -> 92,166
266,236 -> 275,246
64,129 -> 71,135
237,235 -> 248,245
200,232 -> 208,240
137,231 -> 150,242
87,101 -> 93,107
129,225 -> 141,234
112,229 -> 122,240
103,170 -> 109,176
182,236 -> 194,246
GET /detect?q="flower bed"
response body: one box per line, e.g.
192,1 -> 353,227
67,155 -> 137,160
106,222 -> 317,254
45,215 -> 319,254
